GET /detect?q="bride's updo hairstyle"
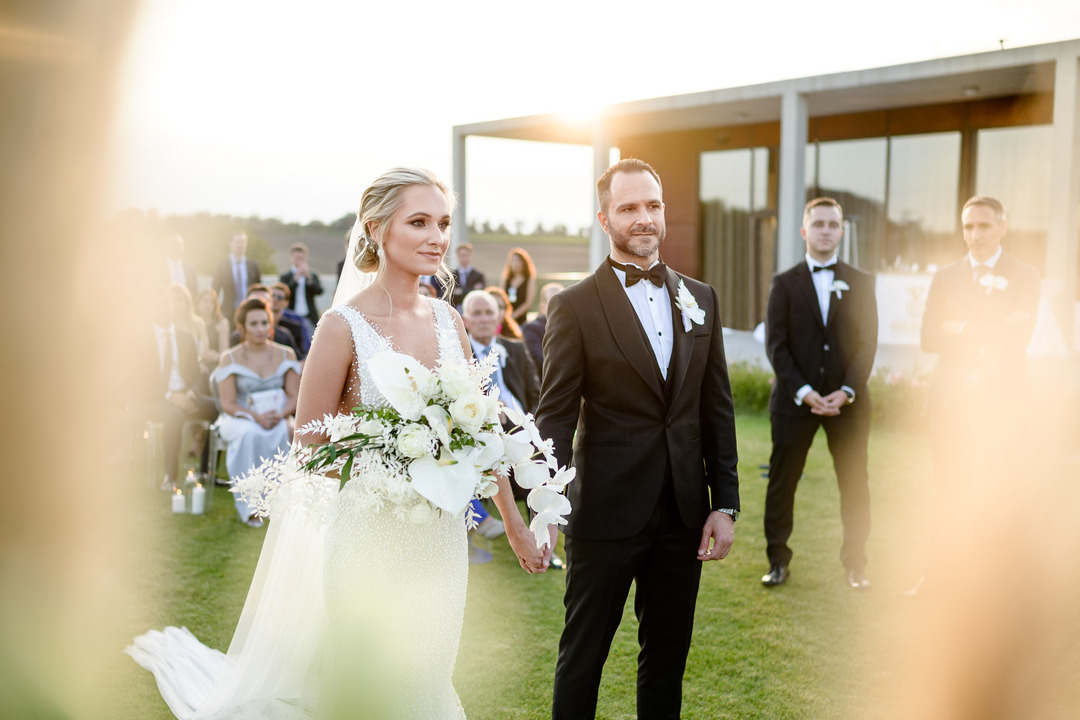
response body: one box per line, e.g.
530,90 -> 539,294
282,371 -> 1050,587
354,168 -> 457,294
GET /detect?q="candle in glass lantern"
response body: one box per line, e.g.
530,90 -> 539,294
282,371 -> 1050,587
171,487 -> 186,513
191,483 -> 206,515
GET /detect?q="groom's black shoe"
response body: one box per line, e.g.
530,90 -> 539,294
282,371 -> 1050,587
761,564 -> 789,587
846,569 -> 871,590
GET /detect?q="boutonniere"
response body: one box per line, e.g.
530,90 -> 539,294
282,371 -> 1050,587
675,280 -> 705,332
978,273 -> 1008,294
830,280 -> 850,299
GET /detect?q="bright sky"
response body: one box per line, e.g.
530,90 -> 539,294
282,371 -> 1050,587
110,0 -> 1080,230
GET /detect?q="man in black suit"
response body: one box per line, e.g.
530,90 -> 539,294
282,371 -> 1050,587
434,243 -> 485,310
921,195 -> 1039,499
536,158 -> 739,720
146,285 -> 217,488
521,282 -> 563,377
211,231 -> 261,325
763,197 -> 878,590
163,232 -> 198,300
278,242 -> 323,330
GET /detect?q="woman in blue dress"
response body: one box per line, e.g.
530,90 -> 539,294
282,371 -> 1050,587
213,297 -> 301,526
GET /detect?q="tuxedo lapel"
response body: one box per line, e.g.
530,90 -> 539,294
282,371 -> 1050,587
825,263 -> 844,328
794,263 -> 826,329
596,262 -> 665,401
664,269 -> 694,403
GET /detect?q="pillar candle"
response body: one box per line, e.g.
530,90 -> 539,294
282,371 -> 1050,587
171,488 -> 186,513
191,484 -> 206,515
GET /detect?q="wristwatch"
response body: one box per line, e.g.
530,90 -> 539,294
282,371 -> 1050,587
716,508 -> 739,522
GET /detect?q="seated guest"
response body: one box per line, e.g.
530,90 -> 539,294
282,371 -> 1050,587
213,297 -> 300,527
228,284 -> 300,357
170,284 -> 210,381
521,282 -> 564,378
146,285 -> 216,489
195,288 -> 230,368
270,282 -> 310,357
484,285 -> 522,340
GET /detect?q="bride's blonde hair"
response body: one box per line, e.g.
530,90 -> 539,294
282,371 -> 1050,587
354,168 -> 457,296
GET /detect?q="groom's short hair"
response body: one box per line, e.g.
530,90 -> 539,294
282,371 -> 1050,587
597,158 -> 663,214
803,197 -> 843,224
962,195 -> 1007,222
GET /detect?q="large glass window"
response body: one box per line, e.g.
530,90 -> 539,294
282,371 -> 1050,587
975,125 -> 1053,272
700,148 -> 774,330
809,138 -> 887,271
887,132 -> 961,271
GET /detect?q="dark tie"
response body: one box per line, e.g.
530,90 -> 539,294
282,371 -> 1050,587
812,263 -> 836,272
608,257 -> 666,287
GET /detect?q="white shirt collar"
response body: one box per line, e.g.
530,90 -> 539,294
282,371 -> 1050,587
805,253 -> 838,271
968,246 -> 1003,269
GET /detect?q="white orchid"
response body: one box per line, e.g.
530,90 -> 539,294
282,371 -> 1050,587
831,279 -> 850,299
408,447 -> 478,514
367,351 -> 430,421
529,487 -> 572,541
675,280 -> 705,332
513,459 -> 553,489
979,273 -> 1009,294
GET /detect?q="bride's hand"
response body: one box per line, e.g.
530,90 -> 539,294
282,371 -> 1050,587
505,523 -> 548,574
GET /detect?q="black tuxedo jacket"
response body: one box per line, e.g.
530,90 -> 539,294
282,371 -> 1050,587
921,251 -> 1039,407
435,267 -> 485,308
279,269 -> 324,326
766,261 -> 878,416
211,257 -> 261,319
536,261 -> 739,540
493,337 -> 540,413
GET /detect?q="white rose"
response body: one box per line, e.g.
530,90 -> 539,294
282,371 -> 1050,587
438,362 -> 476,398
396,423 -> 436,459
449,393 -> 488,434
357,419 -> 385,438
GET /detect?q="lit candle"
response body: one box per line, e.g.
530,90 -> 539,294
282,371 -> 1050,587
171,487 -> 186,513
191,483 -> 206,515
186,469 -> 196,485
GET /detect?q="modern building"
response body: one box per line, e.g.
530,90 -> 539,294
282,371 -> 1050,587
453,39 -> 1079,352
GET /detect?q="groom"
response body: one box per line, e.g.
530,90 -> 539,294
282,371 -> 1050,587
536,158 -> 740,720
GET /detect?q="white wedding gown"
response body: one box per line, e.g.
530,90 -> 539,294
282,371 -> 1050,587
129,297 -> 469,720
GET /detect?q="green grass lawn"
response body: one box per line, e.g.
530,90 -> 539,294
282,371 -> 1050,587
109,414 -> 934,720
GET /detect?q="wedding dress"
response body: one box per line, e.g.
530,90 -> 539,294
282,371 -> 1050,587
128,297 -> 469,720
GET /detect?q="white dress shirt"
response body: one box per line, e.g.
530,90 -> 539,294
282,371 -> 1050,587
153,323 -> 185,396
609,261 -> 674,380
291,266 -> 309,318
470,338 -> 523,414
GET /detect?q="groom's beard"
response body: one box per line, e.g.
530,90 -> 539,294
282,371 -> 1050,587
609,223 -> 665,260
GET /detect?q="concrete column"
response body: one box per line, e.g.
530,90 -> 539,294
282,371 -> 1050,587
777,91 -> 808,272
590,121 -> 612,271
1047,52 -> 1080,349
451,129 -> 468,251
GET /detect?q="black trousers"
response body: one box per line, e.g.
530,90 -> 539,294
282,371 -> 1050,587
764,409 -> 871,571
552,480 -> 702,720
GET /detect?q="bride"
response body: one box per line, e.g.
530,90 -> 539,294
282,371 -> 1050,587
128,168 -> 557,720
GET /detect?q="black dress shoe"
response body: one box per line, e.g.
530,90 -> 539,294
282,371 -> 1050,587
846,569 -> 871,590
761,564 -> 789,587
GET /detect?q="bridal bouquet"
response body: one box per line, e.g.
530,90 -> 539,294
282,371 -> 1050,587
233,351 -> 574,547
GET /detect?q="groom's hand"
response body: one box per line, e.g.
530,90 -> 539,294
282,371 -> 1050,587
697,511 -> 735,561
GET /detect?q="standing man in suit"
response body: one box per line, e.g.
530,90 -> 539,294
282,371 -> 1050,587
163,232 -> 198,300
921,195 -> 1039,505
279,242 -> 323,331
212,231 -> 261,326
763,197 -> 878,590
435,243 -> 485,310
536,158 -> 740,720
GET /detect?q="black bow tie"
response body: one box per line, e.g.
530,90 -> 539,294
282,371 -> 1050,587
812,263 -> 837,273
609,257 -> 666,287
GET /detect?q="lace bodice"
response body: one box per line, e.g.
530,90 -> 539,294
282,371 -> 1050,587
329,297 -> 464,410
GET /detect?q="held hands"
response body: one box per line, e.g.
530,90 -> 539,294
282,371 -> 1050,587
697,511 -> 735,561
254,410 -> 282,429
804,390 -> 845,416
505,521 -> 555,575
